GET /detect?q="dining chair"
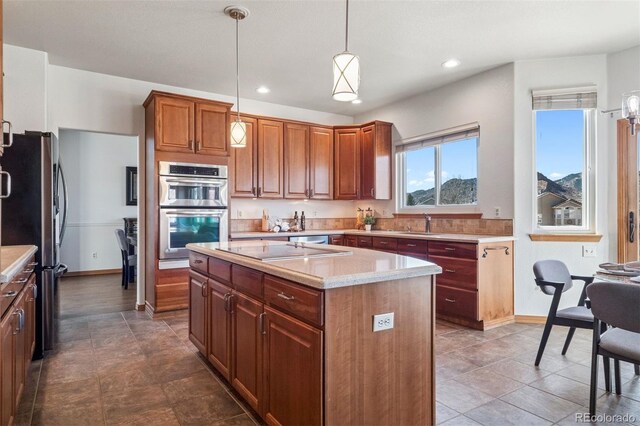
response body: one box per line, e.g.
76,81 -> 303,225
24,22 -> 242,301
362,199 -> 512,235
586,282 -> 640,416
114,229 -> 136,289
533,260 -> 599,365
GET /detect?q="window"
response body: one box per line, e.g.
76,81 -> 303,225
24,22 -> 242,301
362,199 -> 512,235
533,86 -> 596,232
397,125 -> 478,209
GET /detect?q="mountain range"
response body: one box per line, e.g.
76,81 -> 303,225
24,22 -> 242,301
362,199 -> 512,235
537,172 -> 582,201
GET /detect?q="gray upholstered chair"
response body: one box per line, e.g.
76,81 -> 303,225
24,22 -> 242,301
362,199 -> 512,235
115,229 -> 136,289
587,282 -> 640,416
533,260 -> 596,365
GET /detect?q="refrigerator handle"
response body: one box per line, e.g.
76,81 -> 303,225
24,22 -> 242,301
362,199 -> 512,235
1,120 -> 12,148
59,161 -> 69,244
0,170 -> 11,199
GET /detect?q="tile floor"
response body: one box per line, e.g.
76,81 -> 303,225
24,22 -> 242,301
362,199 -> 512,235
14,287 -> 640,425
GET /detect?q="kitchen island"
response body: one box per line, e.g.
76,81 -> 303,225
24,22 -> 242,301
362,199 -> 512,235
187,240 -> 441,426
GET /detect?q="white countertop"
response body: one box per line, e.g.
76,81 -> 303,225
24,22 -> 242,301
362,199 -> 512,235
0,245 -> 38,283
231,229 -> 516,244
187,240 -> 441,290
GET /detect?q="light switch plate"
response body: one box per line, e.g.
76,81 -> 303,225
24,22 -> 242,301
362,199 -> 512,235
372,312 -> 394,332
582,245 -> 597,257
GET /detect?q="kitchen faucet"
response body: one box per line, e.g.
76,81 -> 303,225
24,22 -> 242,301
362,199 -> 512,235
425,214 -> 432,234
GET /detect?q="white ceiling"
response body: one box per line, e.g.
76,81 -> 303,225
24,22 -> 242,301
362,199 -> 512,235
5,1 -> 640,115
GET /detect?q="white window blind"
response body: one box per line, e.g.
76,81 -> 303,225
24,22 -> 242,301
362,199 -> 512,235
532,86 -> 597,110
395,123 -> 479,153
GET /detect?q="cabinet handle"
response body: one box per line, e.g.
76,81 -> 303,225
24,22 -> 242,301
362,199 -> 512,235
444,298 -> 456,303
259,312 -> 266,335
19,309 -> 25,332
196,140 -> 202,151
28,262 -> 38,267
223,293 -> 231,312
252,187 -> 257,196
407,244 -> 417,247
258,187 -> 262,197
310,189 -> 314,198
12,311 -> 20,335
379,241 -> 388,245
188,140 -> 194,151
193,259 -> 203,264
0,170 -> 12,199
370,188 -> 374,197
201,281 -> 207,298
277,292 -> 295,301
33,284 -> 38,300
3,291 -> 18,298
305,189 -> 309,198
1,121 -> 13,148
15,278 -> 28,284
23,268 -> 35,274
445,269 -> 456,273
444,247 -> 456,251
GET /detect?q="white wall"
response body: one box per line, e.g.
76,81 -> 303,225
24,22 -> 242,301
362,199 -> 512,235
513,55 -> 609,316
3,45 -> 47,133
606,46 -> 640,261
354,64 -> 516,220
59,129 -> 138,272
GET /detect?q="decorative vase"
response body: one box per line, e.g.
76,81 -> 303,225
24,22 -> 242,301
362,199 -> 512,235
365,224 -> 372,231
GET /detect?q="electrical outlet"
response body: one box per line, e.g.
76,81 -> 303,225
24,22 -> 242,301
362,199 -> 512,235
238,210 -> 243,218
382,209 -> 388,217
495,207 -> 501,218
92,252 -> 98,259
372,312 -> 394,332
313,211 -> 318,217
582,245 -> 597,257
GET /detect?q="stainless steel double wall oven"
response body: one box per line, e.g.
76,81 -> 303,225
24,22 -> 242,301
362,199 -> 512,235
158,162 -> 228,260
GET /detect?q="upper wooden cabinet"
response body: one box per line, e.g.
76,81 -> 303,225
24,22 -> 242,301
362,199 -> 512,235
284,124 -> 334,200
229,116 -> 258,198
334,128 -> 360,200
257,119 -> 284,198
144,91 -> 232,157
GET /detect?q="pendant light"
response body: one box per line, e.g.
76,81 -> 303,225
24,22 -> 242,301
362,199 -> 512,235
332,0 -> 360,102
622,90 -> 640,135
225,5 -> 249,148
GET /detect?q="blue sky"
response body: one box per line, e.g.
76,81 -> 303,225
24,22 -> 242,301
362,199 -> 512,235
535,109 -> 584,180
406,138 -> 477,192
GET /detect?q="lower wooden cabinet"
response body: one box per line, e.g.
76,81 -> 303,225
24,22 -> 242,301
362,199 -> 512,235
0,309 -> 15,426
207,279 -> 232,379
188,271 -> 207,354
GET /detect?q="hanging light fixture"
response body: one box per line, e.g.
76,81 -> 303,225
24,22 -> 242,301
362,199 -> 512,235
622,90 -> 640,136
225,5 -> 249,148
332,0 -> 360,102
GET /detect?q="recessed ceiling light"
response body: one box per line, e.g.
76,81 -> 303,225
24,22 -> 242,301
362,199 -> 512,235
442,59 -> 461,69
351,99 -> 362,104
256,86 -> 270,94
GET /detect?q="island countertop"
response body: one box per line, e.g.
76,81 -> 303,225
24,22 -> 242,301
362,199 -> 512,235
0,245 -> 38,283
187,240 -> 441,290
231,229 -> 516,244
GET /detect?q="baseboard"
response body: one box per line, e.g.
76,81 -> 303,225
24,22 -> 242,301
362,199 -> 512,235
135,303 -> 146,311
64,268 -> 121,277
515,315 -> 547,324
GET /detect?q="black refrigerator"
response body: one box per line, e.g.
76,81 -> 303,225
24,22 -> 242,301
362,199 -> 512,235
2,131 -> 68,357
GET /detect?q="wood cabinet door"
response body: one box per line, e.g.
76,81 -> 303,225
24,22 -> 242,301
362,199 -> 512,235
188,271 -> 208,355
1,309 -> 15,426
262,307 -> 322,426
208,279 -> 232,380
309,127 -> 334,200
231,292 -> 263,413
13,296 -> 25,404
257,119 -> 284,198
284,123 -> 310,199
155,96 -> 195,153
196,102 -> 228,156
334,128 -> 360,200
360,124 -> 376,199
230,116 -> 258,198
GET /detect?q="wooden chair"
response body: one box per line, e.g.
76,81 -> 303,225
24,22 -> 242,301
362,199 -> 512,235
586,282 -> 640,416
114,229 -> 136,290
533,260 -> 598,364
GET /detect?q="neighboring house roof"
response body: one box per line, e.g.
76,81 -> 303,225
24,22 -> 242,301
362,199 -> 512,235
553,199 -> 582,209
537,192 -> 567,202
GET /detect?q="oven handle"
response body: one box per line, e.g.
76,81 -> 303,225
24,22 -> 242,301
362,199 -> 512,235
163,210 -> 228,216
161,177 -> 227,186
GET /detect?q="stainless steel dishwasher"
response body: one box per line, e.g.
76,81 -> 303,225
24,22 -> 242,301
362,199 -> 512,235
288,235 -> 329,244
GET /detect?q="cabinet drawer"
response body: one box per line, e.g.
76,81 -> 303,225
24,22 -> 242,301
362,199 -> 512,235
189,252 -> 208,275
372,237 -> 397,251
329,235 -> 345,246
397,239 -> 428,255
232,265 -> 263,300
428,241 -> 477,259
264,276 -> 323,327
208,257 -> 231,284
344,236 -> 358,247
429,256 -> 477,290
356,236 -> 372,248
436,285 -> 478,321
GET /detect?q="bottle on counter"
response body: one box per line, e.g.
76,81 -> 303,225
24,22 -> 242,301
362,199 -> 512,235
293,211 -> 299,231
301,211 -> 306,231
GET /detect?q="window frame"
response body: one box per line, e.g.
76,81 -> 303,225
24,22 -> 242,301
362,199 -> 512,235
532,108 -> 596,234
396,136 -> 479,212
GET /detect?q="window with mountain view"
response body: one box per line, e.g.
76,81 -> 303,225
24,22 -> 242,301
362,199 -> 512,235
535,109 -> 592,229
398,129 -> 478,209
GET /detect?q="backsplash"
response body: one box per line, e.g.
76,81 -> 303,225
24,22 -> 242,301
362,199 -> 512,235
231,217 -> 513,236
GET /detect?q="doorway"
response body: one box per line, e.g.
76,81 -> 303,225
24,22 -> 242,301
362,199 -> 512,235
57,129 -> 139,319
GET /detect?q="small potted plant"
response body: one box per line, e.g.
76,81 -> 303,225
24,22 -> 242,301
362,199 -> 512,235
363,215 -> 375,232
